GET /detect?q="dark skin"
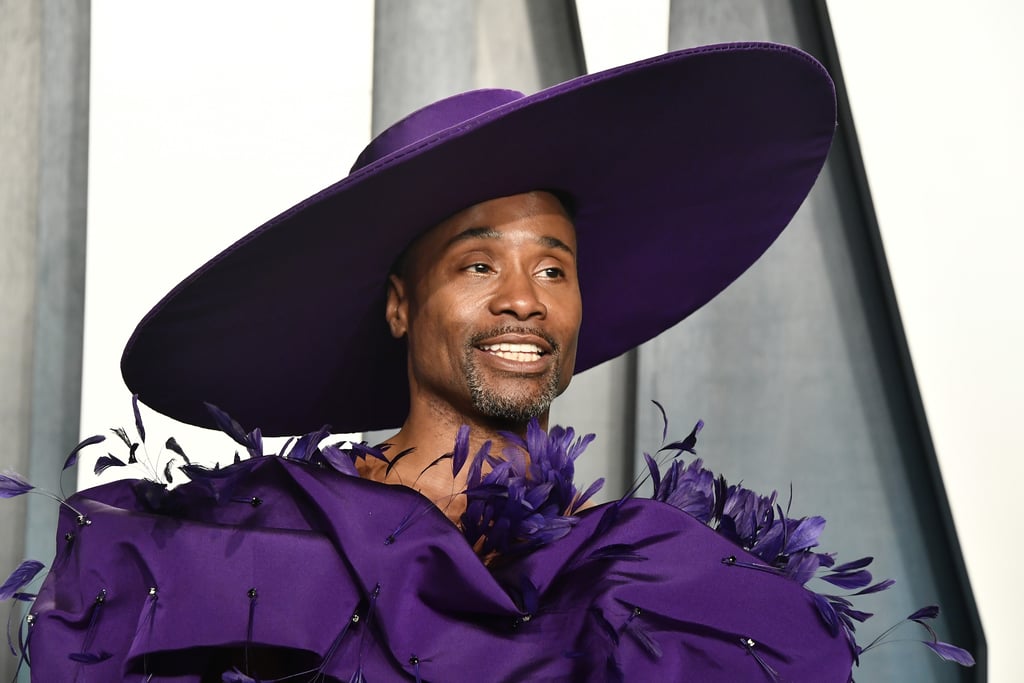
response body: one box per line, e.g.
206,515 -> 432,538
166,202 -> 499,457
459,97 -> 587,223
356,191 -> 582,524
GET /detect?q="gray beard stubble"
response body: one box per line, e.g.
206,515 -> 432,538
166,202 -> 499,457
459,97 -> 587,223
462,341 -> 562,424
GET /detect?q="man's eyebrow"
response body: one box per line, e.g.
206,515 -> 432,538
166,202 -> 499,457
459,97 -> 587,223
538,235 -> 575,257
445,226 -> 576,257
445,226 -> 502,248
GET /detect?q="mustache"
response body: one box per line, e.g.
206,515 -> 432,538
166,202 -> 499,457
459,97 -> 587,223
467,325 -> 559,353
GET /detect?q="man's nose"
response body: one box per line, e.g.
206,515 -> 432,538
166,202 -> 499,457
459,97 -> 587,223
489,269 -> 547,320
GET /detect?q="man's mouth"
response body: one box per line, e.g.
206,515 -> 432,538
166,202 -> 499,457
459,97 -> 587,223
478,342 -> 545,362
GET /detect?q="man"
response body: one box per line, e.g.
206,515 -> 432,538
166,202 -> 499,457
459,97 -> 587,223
15,43 -> 971,682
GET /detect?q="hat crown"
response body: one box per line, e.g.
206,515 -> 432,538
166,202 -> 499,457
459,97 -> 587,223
350,89 -> 525,173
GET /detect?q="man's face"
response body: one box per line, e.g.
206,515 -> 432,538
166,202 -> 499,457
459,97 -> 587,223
387,191 -> 581,425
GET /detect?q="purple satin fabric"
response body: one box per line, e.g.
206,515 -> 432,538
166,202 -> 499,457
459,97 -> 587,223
30,457 -> 853,681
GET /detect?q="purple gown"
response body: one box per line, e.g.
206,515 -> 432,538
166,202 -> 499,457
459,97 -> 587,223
27,455 -> 853,681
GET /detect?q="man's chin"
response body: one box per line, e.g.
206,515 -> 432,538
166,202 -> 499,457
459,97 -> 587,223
463,358 -> 563,424
469,385 -> 555,425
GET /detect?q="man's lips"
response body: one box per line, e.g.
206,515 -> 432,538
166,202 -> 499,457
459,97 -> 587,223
471,330 -> 556,365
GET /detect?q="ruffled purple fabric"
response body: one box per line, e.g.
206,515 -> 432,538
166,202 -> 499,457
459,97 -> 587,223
28,456 -> 852,682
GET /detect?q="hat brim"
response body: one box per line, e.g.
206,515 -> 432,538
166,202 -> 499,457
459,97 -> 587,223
121,42 -> 836,435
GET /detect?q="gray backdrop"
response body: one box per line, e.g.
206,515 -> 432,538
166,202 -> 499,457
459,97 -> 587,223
1,1 -> 90,679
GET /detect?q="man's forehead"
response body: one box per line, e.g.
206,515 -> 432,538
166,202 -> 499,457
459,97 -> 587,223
397,191 -> 576,273
443,225 -> 575,258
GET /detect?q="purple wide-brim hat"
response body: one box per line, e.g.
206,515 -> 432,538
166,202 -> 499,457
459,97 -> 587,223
122,42 -> 836,435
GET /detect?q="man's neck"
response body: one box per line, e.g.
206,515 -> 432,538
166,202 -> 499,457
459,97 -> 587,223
354,403 -> 549,526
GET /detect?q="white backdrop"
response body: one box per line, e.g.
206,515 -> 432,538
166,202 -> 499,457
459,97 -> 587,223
84,1 -> 1018,678
82,0 -> 374,471
828,2 -> 1023,680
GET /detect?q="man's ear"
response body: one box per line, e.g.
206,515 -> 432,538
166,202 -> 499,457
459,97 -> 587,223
386,273 -> 409,338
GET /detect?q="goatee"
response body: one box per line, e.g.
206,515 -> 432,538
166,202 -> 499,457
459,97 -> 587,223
463,327 -> 562,424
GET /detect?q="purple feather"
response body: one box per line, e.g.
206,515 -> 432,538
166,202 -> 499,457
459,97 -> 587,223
451,425 -> 470,475
285,425 -> 331,462
62,434 -> 105,471
924,640 -> 976,666
165,436 -> 190,464
855,578 -> 896,595
180,463 -> 243,479
0,471 -> 33,499
594,502 -> 623,537
385,447 -> 417,478
68,651 -> 112,663
419,452 -> 452,476
908,605 -> 940,622
465,440 -> 491,489
6,605 -> 18,656
812,593 -> 840,637
659,420 -> 703,455
784,551 -> 821,586
651,399 -> 669,443
832,556 -> 873,573
131,393 -> 146,442
625,619 -> 663,658
93,453 -> 126,476
821,569 -> 873,590
203,402 -> 251,448
783,515 -> 826,553
634,413 -> 971,670
320,445 -> 359,477
276,436 -> 295,459
842,608 -> 873,623
586,544 -> 645,563
347,441 -> 389,463
0,560 -> 44,601
573,477 -> 605,511
245,428 -> 263,458
643,452 -> 660,493
110,426 -> 132,449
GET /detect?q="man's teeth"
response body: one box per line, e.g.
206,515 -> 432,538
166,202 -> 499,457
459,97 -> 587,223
480,343 -> 543,361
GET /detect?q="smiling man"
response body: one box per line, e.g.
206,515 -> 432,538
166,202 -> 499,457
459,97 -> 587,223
21,44 -> 958,682
361,191 -> 581,518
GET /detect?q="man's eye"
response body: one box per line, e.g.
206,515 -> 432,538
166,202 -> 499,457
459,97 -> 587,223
467,263 -> 491,274
540,267 -> 565,279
